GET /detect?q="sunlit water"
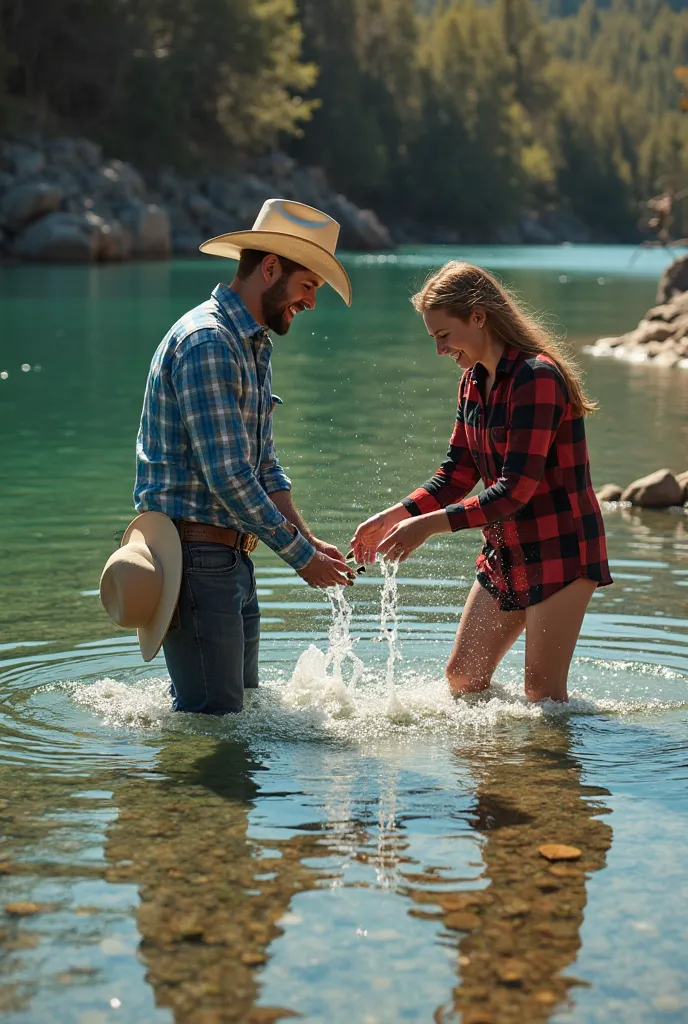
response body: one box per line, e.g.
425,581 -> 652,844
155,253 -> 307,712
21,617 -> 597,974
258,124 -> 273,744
0,246 -> 687,1023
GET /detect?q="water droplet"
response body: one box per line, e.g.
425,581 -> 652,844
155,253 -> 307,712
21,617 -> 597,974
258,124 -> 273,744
559,275 -> 568,284
21,363 -> 30,372
597,277 -> 606,285
109,998 -> 121,1009
0,371 -> 8,380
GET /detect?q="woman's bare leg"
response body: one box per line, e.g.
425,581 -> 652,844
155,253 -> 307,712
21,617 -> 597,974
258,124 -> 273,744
524,578 -> 597,703
446,580 -> 525,695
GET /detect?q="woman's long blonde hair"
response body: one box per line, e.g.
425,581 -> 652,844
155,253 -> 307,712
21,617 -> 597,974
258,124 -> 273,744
411,261 -> 597,416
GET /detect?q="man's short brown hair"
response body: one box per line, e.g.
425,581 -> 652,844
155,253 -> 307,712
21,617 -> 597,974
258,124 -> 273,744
236,249 -> 307,281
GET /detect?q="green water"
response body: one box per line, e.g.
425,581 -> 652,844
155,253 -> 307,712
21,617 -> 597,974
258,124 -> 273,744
0,247 -> 687,1023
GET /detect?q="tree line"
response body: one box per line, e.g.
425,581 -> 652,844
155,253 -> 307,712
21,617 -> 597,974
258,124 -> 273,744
1,0 -> 687,240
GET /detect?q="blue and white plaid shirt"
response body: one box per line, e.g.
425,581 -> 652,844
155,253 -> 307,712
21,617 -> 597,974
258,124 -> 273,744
134,284 -> 315,570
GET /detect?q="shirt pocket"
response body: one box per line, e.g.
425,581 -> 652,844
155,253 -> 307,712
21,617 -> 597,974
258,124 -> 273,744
488,420 -> 508,477
490,426 -> 507,448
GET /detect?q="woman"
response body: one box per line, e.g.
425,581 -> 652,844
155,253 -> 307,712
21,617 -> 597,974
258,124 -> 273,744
351,261 -> 612,703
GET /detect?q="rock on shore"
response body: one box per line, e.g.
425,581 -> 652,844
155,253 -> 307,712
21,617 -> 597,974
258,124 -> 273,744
0,137 -> 393,263
597,468 -> 688,509
589,254 -> 688,369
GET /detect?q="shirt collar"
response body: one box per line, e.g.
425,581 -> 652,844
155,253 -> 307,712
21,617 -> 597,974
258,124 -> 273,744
471,344 -> 521,385
495,344 -> 522,377
211,283 -> 268,345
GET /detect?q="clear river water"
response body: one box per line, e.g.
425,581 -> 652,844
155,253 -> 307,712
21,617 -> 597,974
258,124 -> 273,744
0,246 -> 687,1024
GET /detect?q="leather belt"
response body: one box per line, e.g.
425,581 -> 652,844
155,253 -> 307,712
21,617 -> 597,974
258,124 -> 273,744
175,520 -> 259,554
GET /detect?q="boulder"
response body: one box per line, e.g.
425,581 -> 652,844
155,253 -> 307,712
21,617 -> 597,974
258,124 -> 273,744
11,211 -> 102,261
657,254 -> 688,303
671,313 -> 688,340
117,198 -> 171,259
652,345 -> 682,367
0,142 -> 45,178
628,319 -> 675,346
46,136 -> 101,172
186,192 -> 214,219
621,469 -> 684,508
89,160 -> 146,201
0,181 -> 63,231
95,217 -> 132,261
183,193 -> 229,236
203,175 -> 243,214
323,194 -> 393,251
158,169 -> 191,204
44,166 -> 81,201
593,336 -> 625,350
645,299 -> 685,322
72,137 -> 103,171
596,484 -> 623,503
167,203 -> 197,237
676,470 -> 688,501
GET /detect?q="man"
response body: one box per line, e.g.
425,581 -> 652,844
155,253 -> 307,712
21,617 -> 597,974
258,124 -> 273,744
134,199 -> 354,715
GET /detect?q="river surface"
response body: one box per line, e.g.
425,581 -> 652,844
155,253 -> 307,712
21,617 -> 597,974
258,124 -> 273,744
0,246 -> 687,1024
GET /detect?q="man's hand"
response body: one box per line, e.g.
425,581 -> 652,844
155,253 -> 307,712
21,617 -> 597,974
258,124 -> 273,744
297,551 -> 354,589
309,536 -> 347,562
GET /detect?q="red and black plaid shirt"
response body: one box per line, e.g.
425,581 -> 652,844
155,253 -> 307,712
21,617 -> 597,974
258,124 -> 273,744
403,345 -> 612,610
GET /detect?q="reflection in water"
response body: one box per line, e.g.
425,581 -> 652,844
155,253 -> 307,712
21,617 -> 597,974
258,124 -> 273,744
429,724 -> 613,1024
103,736 -> 329,1023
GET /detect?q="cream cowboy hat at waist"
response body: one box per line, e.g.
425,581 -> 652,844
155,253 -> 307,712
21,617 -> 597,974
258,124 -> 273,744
199,199 -> 352,306
99,512 -> 182,663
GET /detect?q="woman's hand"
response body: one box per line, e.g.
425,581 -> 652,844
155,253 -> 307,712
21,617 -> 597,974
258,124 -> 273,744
376,517 -> 435,563
350,512 -> 394,565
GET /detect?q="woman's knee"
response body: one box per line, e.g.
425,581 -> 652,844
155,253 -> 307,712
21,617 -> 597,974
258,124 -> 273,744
445,661 -> 492,694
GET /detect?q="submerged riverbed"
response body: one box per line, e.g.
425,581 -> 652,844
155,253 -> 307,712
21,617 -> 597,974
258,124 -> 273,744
0,246 -> 687,1023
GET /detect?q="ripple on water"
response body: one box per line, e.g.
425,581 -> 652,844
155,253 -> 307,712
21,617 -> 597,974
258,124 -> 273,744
1,584 -> 687,767
51,644 -> 688,747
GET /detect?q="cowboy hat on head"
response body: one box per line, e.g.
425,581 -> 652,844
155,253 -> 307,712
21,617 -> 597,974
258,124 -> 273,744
199,199 -> 352,306
99,512 -> 182,663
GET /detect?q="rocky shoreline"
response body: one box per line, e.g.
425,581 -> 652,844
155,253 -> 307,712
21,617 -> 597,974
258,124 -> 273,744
0,133 -> 604,264
589,254 -> 688,369
0,136 -> 393,263
597,468 -> 688,509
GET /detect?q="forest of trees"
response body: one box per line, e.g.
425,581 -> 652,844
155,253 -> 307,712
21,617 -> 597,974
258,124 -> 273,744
1,0 -> 687,239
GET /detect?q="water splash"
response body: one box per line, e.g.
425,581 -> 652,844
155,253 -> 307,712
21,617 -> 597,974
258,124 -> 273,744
289,585 -> 363,713
379,558 -> 405,717
288,562 -> 407,720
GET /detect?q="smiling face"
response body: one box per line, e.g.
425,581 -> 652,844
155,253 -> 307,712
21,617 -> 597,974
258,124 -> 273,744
261,262 -> 324,336
423,306 -> 488,370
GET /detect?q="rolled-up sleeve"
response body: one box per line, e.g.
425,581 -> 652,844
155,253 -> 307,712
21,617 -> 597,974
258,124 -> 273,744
172,335 -> 315,569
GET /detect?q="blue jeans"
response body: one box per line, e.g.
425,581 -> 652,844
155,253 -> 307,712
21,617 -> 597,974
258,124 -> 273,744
162,541 -> 260,715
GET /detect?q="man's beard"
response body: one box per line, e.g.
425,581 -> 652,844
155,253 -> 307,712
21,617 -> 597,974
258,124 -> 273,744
262,277 -> 294,336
